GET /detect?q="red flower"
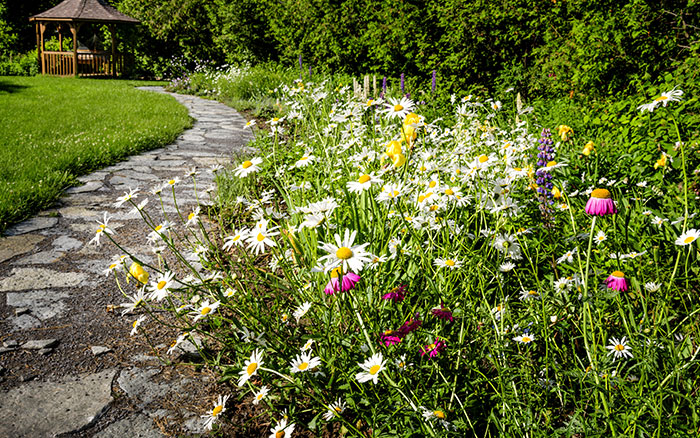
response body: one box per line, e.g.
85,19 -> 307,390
421,338 -> 446,359
431,304 -> 454,322
382,285 -> 407,302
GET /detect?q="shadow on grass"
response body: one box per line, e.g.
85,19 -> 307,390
0,79 -> 29,95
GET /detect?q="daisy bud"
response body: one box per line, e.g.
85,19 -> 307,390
129,262 -> 149,284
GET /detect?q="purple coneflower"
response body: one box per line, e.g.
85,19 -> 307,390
397,313 -> 422,335
379,329 -> 403,346
382,285 -> 407,302
585,188 -> 617,216
606,271 -> 628,291
431,70 -> 436,94
420,338 -> 446,359
324,268 -> 361,295
431,304 -> 454,322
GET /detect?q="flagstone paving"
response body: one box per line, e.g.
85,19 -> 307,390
0,87 -> 253,437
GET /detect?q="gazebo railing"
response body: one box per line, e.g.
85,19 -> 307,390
41,51 -> 125,77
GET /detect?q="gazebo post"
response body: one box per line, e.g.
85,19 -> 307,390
35,22 -> 41,72
70,23 -> 81,77
109,24 -> 116,77
39,23 -> 46,75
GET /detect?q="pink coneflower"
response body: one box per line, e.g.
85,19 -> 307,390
382,285 -> 407,302
397,313 -> 422,335
324,268 -> 361,295
421,338 -> 446,359
585,188 -> 617,216
431,304 -> 454,322
379,329 -> 403,346
606,271 -> 628,291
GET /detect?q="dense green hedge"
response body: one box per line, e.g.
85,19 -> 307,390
107,0 -> 699,98
3,1 -> 699,97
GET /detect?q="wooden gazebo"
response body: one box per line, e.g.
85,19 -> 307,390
29,0 -> 139,77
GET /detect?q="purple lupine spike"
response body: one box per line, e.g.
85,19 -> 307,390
431,70 -> 437,93
400,73 -> 405,93
535,128 -> 556,228
381,76 -> 387,98
309,65 -> 312,77
298,55 -> 303,80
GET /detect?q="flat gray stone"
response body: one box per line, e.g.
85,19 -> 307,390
65,181 -> 103,194
7,290 -> 70,320
7,313 -> 41,331
4,217 -> 58,236
0,368 -> 117,438
14,249 -> 66,265
0,268 -> 88,292
3,340 -> 19,348
94,414 -> 163,438
0,234 -> 45,263
91,346 -> 112,356
0,346 -> 17,354
52,235 -> 83,252
57,206 -> 102,220
22,339 -> 59,350
117,367 -> 171,407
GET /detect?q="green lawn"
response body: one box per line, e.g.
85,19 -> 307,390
0,76 -> 191,233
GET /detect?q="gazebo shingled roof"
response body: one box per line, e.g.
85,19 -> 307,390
29,0 -> 139,24
29,0 -> 139,77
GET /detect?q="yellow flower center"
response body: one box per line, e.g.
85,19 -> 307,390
188,212 -> 195,221
445,188 -> 454,196
257,233 -> 265,242
591,188 -> 611,199
394,104 -> 404,112
276,431 -> 285,438
479,155 -> 489,163
336,247 -> 353,260
528,290 -> 538,295
429,181 -> 437,188
655,95 -> 668,102
358,174 -> 371,184
298,362 -> 309,371
212,405 -> 223,416
684,236 -> 695,244
246,362 -> 258,375
155,225 -> 163,232
369,364 -> 381,375
109,263 -> 117,270
132,319 -> 139,328
233,235 -> 241,241
335,406 -> 343,412
330,267 -> 343,278
427,343 -> 436,351
201,306 -> 211,315
433,410 -> 446,419
612,270 -> 625,278
521,336 -> 532,343
242,160 -> 253,169
445,259 -> 455,267
157,280 -> 167,290
367,99 -> 374,106
546,160 -> 557,167
615,344 -> 625,351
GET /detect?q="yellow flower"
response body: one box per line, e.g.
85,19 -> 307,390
392,153 -> 406,168
552,187 -> 562,199
654,153 -> 668,169
557,125 -> 573,141
404,112 -> 421,126
385,140 -> 402,158
129,262 -> 149,284
400,124 -> 416,146
582,141 -> 595,156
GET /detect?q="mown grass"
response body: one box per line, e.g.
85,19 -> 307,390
0,76 -> 191,233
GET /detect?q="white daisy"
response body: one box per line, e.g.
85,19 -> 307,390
301,339 -> 314,351
290,351 -> 322,373
317,229 -> 372,273
114,187 -> 139,208
234,157 -> 263,178
130,315 -> 146,336
191,300 -> 220,322
513,333 -> 535,344
246,220 -> 280,255
356,352 -> 385,384
89,212 -> 114,246
644,282 -> 661,292
383,96 -> 414,120
594,230 -> 607,246
433,257 -> 463,269
347,173 -> 382,193
675,229 -> 699,246
223,228 -> 249,250
269,419 -> 295,438
293,301 -> 312,322
202,394 -> 229,430
294,153 -> 315,168
606,336 -> 633,360
252,385 -> 269,405
556,247 -> 578,264
148,271 -> 176,301
238,349 -> 264,387
323,398 -> 347,421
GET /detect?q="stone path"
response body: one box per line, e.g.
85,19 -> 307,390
0,87 -> 253,437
